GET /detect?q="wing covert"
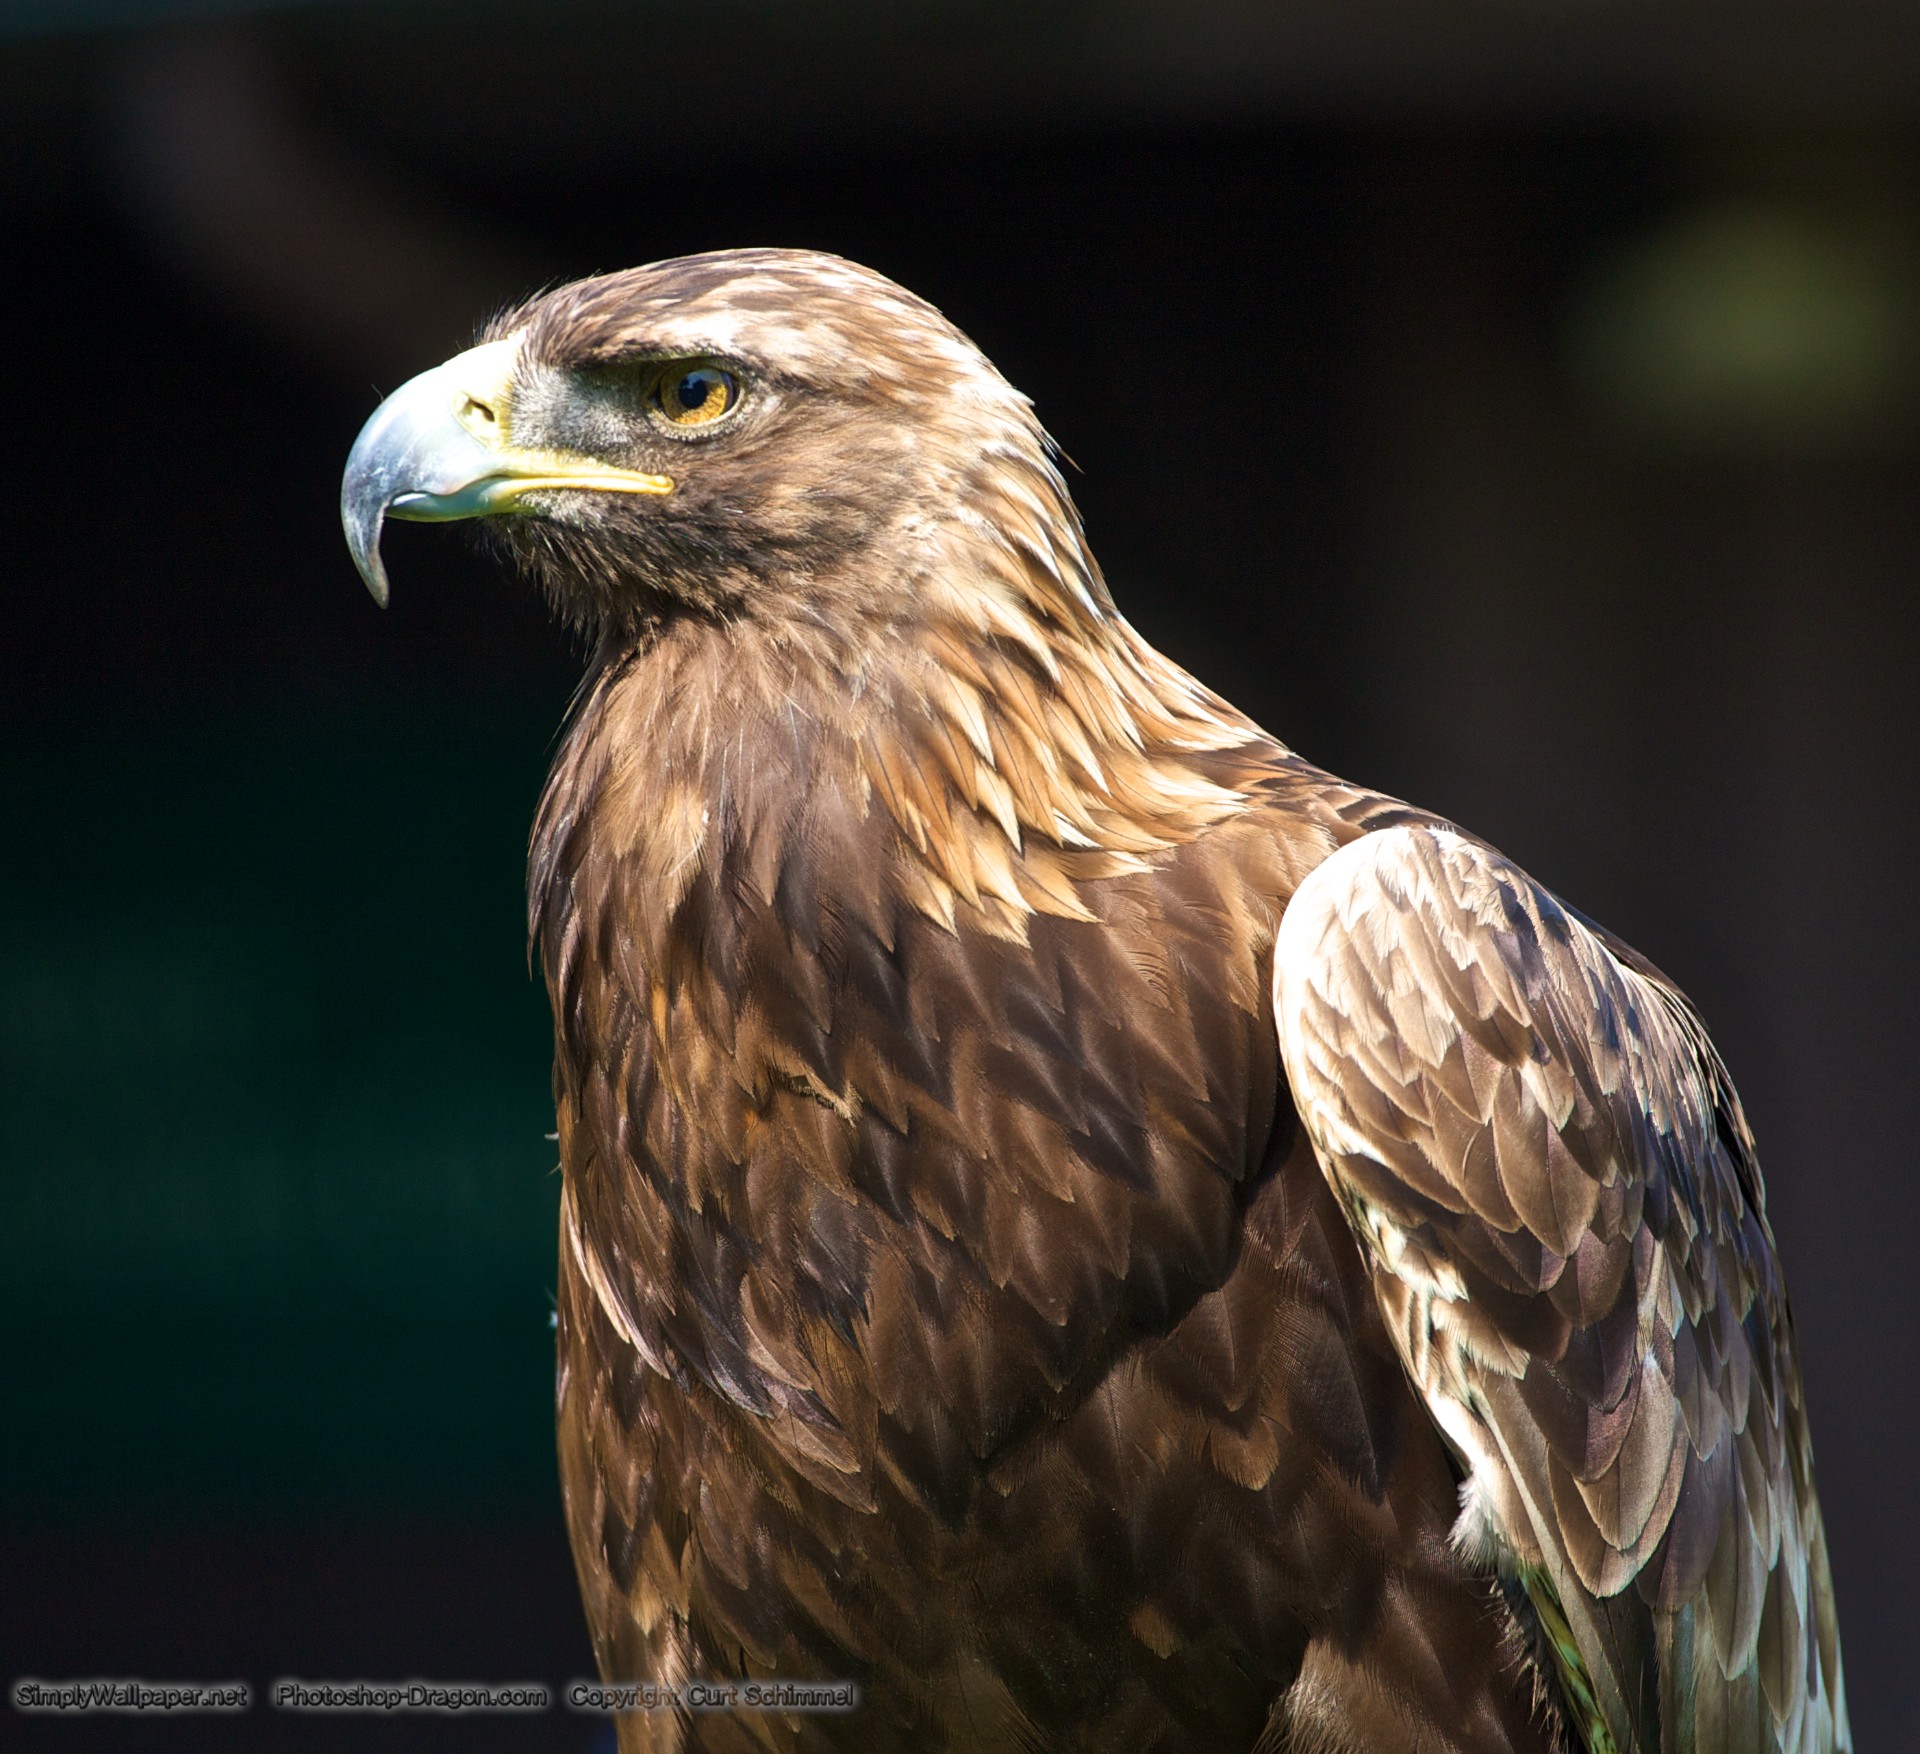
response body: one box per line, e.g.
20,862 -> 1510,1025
1272,824 -> 1847,1754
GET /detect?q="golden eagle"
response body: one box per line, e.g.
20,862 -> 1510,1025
341,250 -> 1848,1754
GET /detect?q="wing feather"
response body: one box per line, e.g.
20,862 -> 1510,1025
1273,824 -> 1848,1754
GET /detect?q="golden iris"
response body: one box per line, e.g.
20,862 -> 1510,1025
655,364 -> 738,428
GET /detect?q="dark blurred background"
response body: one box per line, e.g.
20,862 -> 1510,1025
3,1 -> 1917,1747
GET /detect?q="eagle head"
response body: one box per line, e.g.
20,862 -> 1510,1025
342,248 -> 1076,637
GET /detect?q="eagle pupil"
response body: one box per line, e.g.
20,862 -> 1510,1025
676,373 -> 711,411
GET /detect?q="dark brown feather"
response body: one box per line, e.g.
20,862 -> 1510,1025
539,627 -> 1566,1750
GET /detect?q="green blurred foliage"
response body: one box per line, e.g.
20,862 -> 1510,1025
1566,199 -> 1919,454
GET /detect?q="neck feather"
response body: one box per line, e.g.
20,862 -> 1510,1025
530,446 -> 1278,966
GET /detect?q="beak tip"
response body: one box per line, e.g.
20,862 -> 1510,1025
341,494 -> 393,608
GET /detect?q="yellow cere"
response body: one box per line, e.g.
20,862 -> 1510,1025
442,336 -> 675,499
447,338 -> 525,444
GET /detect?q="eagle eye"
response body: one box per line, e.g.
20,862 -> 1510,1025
652,364 -> 739,430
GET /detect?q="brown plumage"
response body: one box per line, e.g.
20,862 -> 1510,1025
340,248 -> 1849,1753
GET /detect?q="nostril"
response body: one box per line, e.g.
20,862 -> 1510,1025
462,396 -> 499,427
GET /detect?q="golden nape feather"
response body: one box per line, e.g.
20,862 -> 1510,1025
340,247 -> 1849,1753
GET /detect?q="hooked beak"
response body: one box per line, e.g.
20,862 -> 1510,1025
340,336 -> 674,606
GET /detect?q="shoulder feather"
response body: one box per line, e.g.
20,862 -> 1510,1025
1272,824 -> 1848,1754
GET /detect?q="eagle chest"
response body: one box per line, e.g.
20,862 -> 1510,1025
554,814 -> 1298,1518
548,817 -> 1480,1753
